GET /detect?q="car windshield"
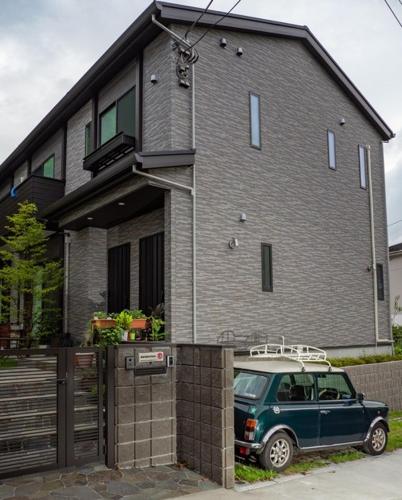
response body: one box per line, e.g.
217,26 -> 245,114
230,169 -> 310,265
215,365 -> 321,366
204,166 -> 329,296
234,370 -> 270,399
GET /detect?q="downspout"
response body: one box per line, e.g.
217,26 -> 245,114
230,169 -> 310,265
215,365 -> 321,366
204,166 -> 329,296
63,231 -> 71,334
367,145 -> 388,346
191,65 -> 197,344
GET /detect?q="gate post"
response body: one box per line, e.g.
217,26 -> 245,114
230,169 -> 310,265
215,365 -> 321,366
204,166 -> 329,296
106,345 -> 116,468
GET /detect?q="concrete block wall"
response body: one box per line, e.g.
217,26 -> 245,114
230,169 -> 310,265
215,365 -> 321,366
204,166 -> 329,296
176,345 -> 235,489
114,345 -> 176,468
345,361 -> 402,410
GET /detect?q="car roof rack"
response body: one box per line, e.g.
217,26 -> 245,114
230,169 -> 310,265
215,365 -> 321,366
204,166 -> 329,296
249,341 -> 332,372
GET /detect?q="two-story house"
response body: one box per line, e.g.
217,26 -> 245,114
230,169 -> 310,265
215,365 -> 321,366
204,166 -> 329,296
0,2 -> 394,355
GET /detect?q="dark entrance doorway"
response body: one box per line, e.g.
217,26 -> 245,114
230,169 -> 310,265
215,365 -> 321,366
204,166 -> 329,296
0,348 -> 104,479
108,243 -> 130,313
139,232 -> 164,316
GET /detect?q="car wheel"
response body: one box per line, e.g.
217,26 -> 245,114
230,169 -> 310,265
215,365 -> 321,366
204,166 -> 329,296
363,422 -> 388,456
259,431 -> 294,472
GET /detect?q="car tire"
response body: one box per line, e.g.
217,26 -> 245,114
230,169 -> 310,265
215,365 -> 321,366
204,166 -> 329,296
363,422 -> 388,456
259,431 -> 294,472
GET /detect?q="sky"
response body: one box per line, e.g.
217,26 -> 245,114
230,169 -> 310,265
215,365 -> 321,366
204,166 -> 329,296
0,0 -> 401,243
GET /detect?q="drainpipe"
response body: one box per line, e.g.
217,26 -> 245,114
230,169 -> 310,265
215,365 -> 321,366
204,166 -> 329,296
367,145 -> 388,346
63,231 -> 71,334
191,66 -> 197,344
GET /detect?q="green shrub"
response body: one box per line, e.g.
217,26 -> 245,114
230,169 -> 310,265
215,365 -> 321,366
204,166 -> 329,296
329,353 -> 402,367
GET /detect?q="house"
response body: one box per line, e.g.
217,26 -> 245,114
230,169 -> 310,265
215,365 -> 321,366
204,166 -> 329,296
0,2 -> 394,355
389,243 -> 402,325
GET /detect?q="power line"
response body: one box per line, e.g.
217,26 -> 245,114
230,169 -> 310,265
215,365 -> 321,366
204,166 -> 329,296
388,219 -> 402,227
185,0 -> 214,39
189,0 -> 242,49
383,0 -> 402,29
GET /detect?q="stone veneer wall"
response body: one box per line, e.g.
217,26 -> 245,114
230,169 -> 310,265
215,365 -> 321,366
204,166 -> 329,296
176,345 -> 235,489
345,361 -> 402,410
113,345 -> 176,468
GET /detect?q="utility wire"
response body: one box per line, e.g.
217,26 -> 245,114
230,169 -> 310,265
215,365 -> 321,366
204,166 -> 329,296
384,0 -> 402,29
189,0 -> 242,49
185,0 -> 214,39
388,219 -> 402,227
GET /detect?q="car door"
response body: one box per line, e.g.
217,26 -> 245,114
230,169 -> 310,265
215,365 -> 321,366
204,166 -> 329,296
269,373 -> 320,448
317,372 -> 366,445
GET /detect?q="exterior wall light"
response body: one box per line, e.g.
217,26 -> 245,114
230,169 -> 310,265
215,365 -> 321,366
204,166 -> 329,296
236,47 -> 244,56
228,238 -> 239,249
340,118 -> 346,126
239,212 -> 247,222
220,38 -> 227,48
118,202 -> 125,206
150,74 -> 158,84
87,216 -> 94,221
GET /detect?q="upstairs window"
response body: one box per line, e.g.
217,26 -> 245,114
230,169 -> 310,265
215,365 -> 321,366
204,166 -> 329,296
261,243 -> 273,292
377,263 -> 384,301
249,93 -> 261,149
327,130 -> 336,170
35,155 -> 55,178
99,87 -> 135,146
358,145 -> 367,189
85,122 -> 92,156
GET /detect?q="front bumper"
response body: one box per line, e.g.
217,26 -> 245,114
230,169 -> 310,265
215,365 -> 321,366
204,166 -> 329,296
235,439 -> 263,451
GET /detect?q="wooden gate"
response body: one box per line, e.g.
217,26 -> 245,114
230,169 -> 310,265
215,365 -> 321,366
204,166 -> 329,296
0,348 -> 104,478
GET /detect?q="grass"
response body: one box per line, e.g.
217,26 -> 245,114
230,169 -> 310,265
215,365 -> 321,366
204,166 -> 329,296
235,411 -> 402,484
0,357 -> 17,369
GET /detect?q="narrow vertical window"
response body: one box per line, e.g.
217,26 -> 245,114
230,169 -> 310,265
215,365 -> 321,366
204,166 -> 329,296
358,145 -> 367,189
261,243 -> 273,292
377,263 -> 384,301
327,130 -> 336,170
117,88 -> 135,137
249,93 -> 261,149
42,156 -> 55,178
100,105 -> 117,145
85,122 -> 92,156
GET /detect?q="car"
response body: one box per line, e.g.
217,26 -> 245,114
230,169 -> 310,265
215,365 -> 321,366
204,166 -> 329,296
234,344 -> 389,472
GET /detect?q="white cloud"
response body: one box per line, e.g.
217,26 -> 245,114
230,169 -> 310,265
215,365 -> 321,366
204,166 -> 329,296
0,0 -> 401,242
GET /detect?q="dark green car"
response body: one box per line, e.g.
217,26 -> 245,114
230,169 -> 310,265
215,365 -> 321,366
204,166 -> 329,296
234,360 -> 389,472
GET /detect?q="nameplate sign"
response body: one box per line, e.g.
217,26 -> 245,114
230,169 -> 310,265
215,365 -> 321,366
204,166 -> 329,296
138,351 -> 165,363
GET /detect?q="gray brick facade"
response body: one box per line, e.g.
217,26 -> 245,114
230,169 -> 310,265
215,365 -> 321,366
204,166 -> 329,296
31,128 -> 64,180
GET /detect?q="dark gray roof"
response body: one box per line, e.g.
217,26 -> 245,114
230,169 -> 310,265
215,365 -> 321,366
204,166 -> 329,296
0,1 -> 394,182
390,242 -> 402,254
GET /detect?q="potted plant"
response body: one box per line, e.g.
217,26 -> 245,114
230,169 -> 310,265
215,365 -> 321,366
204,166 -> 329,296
149,316 -> 166,342
92,311 -> 115,329
128,309 -> 148,330
95,327 -> 123,348
115,310 -> 133,342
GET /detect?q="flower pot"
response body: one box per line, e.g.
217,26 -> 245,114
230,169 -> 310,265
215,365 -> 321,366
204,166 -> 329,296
75,353 -> 94,368
92,319 -> 115,329
130,319 -> 148,330
128,331 -> 136,342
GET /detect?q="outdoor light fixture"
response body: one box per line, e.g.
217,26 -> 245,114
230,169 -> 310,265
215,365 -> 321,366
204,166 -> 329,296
339,118 -> 346,126
87,217 -> 94,221
118,202 -> 125,206
239,212 -> 247,222
220,37 -> 227,48
236,47 -> 244,56
228,238 -> 239,249
150,74 -> 158,84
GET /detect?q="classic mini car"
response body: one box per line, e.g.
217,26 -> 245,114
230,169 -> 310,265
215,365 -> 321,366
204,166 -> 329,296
234,344 -> 389,472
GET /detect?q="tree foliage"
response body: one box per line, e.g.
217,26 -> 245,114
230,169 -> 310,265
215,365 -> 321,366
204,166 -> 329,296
0,201 -> 63,342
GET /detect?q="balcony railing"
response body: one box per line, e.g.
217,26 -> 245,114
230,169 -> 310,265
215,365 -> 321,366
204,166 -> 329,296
0,175 -> 65,235
83,133 -> 135,173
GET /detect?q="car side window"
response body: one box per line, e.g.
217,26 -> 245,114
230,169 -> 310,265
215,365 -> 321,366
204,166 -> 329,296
317,373 -> 355,401
276,373 -> 315,402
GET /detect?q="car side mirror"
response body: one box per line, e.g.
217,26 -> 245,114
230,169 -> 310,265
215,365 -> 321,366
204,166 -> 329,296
357,392 -> 365,403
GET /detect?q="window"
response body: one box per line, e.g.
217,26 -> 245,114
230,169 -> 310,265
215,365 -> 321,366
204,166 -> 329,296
327,130 -> 336,170
249,93 -> 261,149
234,371 -> 270,399
358,145 -> 367,189
261,243 -> 273,292
317,373 -> 355,401
34,155 -> 55,178
99,87 -> 135,145
276,373 -> 315,402
85,122 -> 92,156
377,263 -> 384,301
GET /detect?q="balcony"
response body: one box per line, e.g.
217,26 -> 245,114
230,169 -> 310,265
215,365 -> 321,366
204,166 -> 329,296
83,133 -> 135,174
0,175 -> 65,236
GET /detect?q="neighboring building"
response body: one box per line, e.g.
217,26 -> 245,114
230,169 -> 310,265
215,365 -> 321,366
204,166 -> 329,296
0,2 -> 394,354
390,243 -> 402,325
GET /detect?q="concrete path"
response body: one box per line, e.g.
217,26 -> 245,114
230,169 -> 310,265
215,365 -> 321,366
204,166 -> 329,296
175,450 -> 402,500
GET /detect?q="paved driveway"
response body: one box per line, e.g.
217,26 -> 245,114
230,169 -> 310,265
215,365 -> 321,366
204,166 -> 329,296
177,450 -> 402,500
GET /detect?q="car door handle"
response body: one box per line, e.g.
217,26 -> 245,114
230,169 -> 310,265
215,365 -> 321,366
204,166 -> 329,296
320,410 -> 330,415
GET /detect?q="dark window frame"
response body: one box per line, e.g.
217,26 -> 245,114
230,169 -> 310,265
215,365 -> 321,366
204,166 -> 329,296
33,154 -> 55,179
261,243 -> 273,292
377,263 -> 384,301
84,122 -> 92,156
358,144 -> 368,190
249,92 -> 262,150
327,129 -> 336,170
98,86 -> 136,146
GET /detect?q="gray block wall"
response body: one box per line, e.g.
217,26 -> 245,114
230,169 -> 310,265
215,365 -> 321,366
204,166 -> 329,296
345,361 -> 402,410
31,128 -> 64,180
176,345 -> 235,488
98,60 -> 137,115
113,345 -> 176,468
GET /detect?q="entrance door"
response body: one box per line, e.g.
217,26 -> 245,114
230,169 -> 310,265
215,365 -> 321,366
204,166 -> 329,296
108,243 -> 130,313
139,232 -> 164,316
317,372 -> 366,445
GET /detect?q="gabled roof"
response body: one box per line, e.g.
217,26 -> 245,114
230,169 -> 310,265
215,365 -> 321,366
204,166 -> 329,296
390,242 -> 402,254
0,1 -> 394,182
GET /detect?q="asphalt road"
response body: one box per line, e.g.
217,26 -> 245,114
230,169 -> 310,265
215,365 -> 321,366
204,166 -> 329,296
177,449 -> 402,500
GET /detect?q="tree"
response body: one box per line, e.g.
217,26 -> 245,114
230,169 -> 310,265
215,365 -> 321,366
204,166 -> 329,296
0,201 -> 64,344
